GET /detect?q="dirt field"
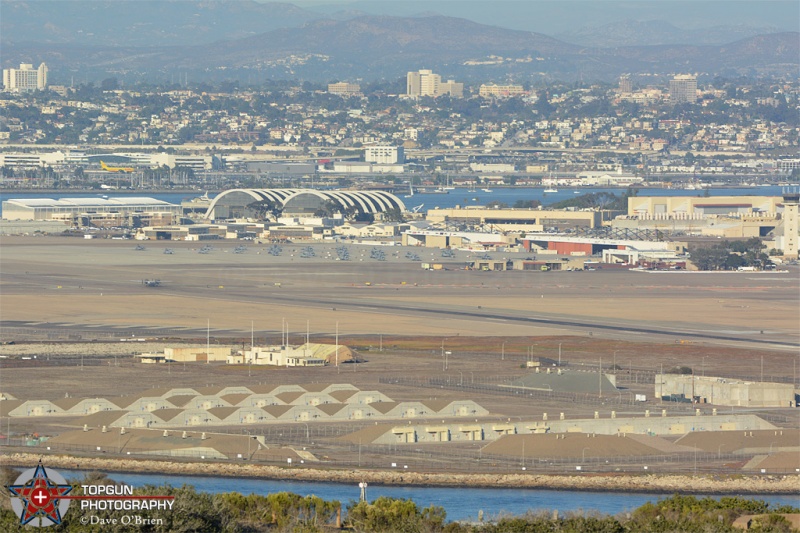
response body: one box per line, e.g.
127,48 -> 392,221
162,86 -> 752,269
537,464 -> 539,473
1,236 -> 798,478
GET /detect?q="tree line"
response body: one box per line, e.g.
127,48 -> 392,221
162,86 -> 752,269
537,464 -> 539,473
1,468 -> 797,532
689,237 -> 773,271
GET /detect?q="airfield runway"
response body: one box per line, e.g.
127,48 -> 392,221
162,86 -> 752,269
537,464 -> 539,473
0,237 -> 798,351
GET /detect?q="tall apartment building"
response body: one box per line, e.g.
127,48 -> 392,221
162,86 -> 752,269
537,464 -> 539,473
669,74 -> 697,104
618,75 -> 632,93
2,63 -> 48,92
479,84 -> 524,98
328,82 -> 361,96
407,69 -> 463,98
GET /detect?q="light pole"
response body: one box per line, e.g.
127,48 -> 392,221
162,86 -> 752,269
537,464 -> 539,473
718,443 -> 724,459
459,371 -> 463,386
501,342 -> 505,361
558,343 -> 562,366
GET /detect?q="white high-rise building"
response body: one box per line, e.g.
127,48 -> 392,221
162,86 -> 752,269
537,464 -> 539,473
3,63 -> 48,92
669,74 -> 697,104
407,69 -> 462,98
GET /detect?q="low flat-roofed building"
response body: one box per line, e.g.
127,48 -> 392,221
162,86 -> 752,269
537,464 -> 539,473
339,222 -> 402,238
426,207 -> 602,230
628,196 -> 783,220
577,170 -> 643,186
136,225 -> 218,240
522,233 -> 686,259
139,347 -> 231,363
165,347 -> 231,362
656,374 -> 795,408
510,257 -> 587,271
402,229 -> 516,248
244,162 -> 315,174
236,343 -> 355,367
2,197 -> 182,221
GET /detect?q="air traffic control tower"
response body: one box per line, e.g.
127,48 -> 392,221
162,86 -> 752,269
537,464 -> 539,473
782,190 -> 799,259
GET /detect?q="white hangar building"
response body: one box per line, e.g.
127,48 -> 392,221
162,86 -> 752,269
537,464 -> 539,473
204,188 -> 406,220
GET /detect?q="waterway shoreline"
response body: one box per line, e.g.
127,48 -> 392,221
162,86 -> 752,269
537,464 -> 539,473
4,453 -> 798,496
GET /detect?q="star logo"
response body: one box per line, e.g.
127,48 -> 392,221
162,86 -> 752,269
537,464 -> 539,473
6,461 -> 73,527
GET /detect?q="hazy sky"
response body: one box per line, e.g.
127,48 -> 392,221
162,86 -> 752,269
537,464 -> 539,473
289,1 -> 800,33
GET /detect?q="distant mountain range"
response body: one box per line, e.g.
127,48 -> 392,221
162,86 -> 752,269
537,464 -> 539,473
2,1 -> 797,83
0,0 -> 320,46
555,20 -> 784,47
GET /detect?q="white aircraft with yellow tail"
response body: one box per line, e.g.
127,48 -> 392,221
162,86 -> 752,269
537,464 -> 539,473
100,160 -> 134,173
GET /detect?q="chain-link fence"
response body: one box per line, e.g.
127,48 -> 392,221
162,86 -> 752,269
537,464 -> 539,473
6,437 -> 797,476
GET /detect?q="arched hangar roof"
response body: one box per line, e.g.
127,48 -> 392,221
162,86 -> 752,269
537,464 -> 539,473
205,189 -> 406,218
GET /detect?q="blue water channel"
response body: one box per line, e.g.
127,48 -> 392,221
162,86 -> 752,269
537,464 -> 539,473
60,470 -> 798,522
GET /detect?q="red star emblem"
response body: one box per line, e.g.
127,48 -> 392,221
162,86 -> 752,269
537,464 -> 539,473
7,462 -> 73,526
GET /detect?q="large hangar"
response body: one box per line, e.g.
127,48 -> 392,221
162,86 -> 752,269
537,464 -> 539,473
205,188 -> 406,219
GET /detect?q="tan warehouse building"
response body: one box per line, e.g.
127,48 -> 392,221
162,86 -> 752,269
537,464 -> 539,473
426,207 -> 603,231
628,196 -> 783,219
656,374 -> 795,408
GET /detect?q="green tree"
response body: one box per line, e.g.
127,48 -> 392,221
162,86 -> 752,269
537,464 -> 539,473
513,199 -> 541,209
246,199 -> 283,221
313,199 -> 340,218
347,497 -> 447,533
382,207 -> 406,223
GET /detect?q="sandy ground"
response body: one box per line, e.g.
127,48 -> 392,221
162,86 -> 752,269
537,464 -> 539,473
1,237 -> 797,349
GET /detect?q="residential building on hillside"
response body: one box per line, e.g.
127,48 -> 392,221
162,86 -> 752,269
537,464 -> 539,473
328,82 -> 361,96
479,84 -> 525,98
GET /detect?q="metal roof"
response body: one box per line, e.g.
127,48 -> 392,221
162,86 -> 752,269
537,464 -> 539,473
5,197 -> 174,208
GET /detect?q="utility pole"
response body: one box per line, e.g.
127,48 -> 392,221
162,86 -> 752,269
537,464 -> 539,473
599,356 -> 602,398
